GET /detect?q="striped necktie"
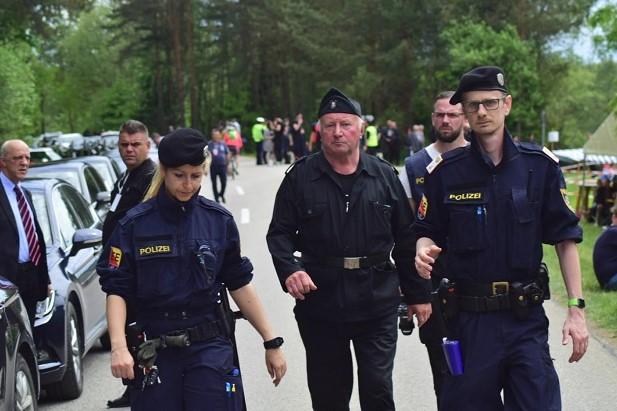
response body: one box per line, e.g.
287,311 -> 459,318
14,185 -> 42,266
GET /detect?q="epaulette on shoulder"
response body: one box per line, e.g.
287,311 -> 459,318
285,156 -> 308,175
517,142 -> 559,164
426,146 -> 467,175
119,201 -> 153,225
197,196 -> 233,217
376,156 -> 398,175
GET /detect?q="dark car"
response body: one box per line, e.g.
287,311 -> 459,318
70,155 -> 121,192
26,160 -> 111,220
0,277 -> 39,410
22,178 -> 107,400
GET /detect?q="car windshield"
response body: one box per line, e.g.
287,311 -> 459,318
28,169 -> 80,191
30,191 -> 52,245
91,163 -> 113,190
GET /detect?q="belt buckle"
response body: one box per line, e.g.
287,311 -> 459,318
491,281 -> 509,295
343,257 -> 361,270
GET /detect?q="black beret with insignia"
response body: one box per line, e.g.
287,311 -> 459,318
450,66 -> 508,105
317,88 -> 362,118
158,128 -> 208,167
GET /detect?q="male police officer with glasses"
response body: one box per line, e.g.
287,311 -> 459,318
267,88 -> 432,411
415,66 -> 589,410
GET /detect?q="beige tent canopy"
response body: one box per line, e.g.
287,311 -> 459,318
584,111 -> 617,158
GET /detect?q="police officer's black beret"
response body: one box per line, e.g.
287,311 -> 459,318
317,88 -> 362,118
450,66 -> 508,105
158,128 -> 207,167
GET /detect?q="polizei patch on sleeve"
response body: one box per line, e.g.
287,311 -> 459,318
109,246 -> 122,268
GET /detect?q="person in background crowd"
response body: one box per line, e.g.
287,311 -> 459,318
98,128 -> 286,411
252,117 -> 267,165
415,66 -> 588,410
308,121 -> 322,154
267,88 -> 432,411
102,119 -> 156,408
364,115 -> 380,156
593,205 -> 617,290
0,139 -> 52,327
381,120 -> 401,164
290,113 -> 307,161
208,128 -> 230,203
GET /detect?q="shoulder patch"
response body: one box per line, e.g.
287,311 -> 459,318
542,146 -> 559,164
285,156 -> 308,175
376,156 -> 398,175
517,142 -> 559,164
426,154 -> 442,174
197,196 -> 233,217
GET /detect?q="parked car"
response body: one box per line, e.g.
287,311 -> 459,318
70,155 -> 121,192
22,178 -> 107,400
30,147 -> 62,164
0,277 -> 40,410
100,131 -> 119,150
36,132 -> 62,148
83,135 -> 104,155
53,133 -> 85,158
26,160 -> 111,220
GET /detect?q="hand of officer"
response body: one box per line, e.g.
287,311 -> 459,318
408,303 -> 432,327
111,346 -> 135,380
415,245 -> 442,279
285,271 -> 318,300
265,348 -> 287,386
562,307 -> 589,363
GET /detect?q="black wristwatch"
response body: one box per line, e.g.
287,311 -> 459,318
567,298 -> 586,309
263,337 -> 284,350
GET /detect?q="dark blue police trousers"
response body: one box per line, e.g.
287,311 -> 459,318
440,306 -> 561,411
129,336 -> 243,411
297,313 -> 398,411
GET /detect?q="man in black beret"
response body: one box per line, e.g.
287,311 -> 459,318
267,87 -> 432,411
415,66 -> 589,410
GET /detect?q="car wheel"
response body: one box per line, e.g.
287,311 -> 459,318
15,353 -> 37,411
46,302 -> 83,400
100,331 -> 111,351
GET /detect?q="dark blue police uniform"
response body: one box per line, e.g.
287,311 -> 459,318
415,131 -> 582,411
98,185 -> 252,411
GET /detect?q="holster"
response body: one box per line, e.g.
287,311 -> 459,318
123,322 -> 145,387
437,278 -> 459,320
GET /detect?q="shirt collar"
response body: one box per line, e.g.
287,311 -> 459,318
469,128 -> 518,167
310,151 -> 379,180
0,171 -> 17,193
156,184 -> 199,221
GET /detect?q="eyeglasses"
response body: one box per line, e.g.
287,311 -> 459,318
462,97 -> 506,113
432,112 -> 464,120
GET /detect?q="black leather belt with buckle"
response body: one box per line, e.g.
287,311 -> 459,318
302,253 -> 390,270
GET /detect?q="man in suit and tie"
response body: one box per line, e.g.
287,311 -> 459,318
0,139 -> 51,326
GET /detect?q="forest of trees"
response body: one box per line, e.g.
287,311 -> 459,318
1,0 -> 617,148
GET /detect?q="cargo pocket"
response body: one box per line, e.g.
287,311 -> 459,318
509,188 -> 538,270
134,235 -> 178,298
447,204 -> 488,253
222,367 -> 243,411
190,240 -> 219,291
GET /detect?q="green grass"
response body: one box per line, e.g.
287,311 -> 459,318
543,171 -> 617,338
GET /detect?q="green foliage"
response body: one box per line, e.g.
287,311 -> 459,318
0,42 -> 38,140
590,4 -> 617,54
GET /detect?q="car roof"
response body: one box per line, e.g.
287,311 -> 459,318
30,160 -> 87,171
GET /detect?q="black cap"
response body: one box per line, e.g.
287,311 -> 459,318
317,88 -> 362,118
450,66 -> 508,105
158,128 -> 207,167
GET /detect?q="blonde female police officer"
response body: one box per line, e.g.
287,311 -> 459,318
98,128 -> 286,410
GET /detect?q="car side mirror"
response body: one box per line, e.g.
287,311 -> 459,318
69,228 -> 102,257
96,191 -> 111,205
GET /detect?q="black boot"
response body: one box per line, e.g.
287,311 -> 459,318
107,387 -> 130,408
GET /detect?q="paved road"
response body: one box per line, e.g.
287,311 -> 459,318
40,155 -> 617,410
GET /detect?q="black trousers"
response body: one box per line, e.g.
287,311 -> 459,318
210,164 -> 227,202
15,263 -> 41,327
296,313 -> 397,411
418,301 -> 449,408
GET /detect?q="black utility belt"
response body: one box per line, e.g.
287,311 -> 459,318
457,279 -> 548,313
302,252 -> 390,270
151,319 -> 226,349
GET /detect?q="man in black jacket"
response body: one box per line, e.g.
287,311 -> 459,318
267,88 -> 432,411
102,120 -> 155,408
0,139 -> 51,326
